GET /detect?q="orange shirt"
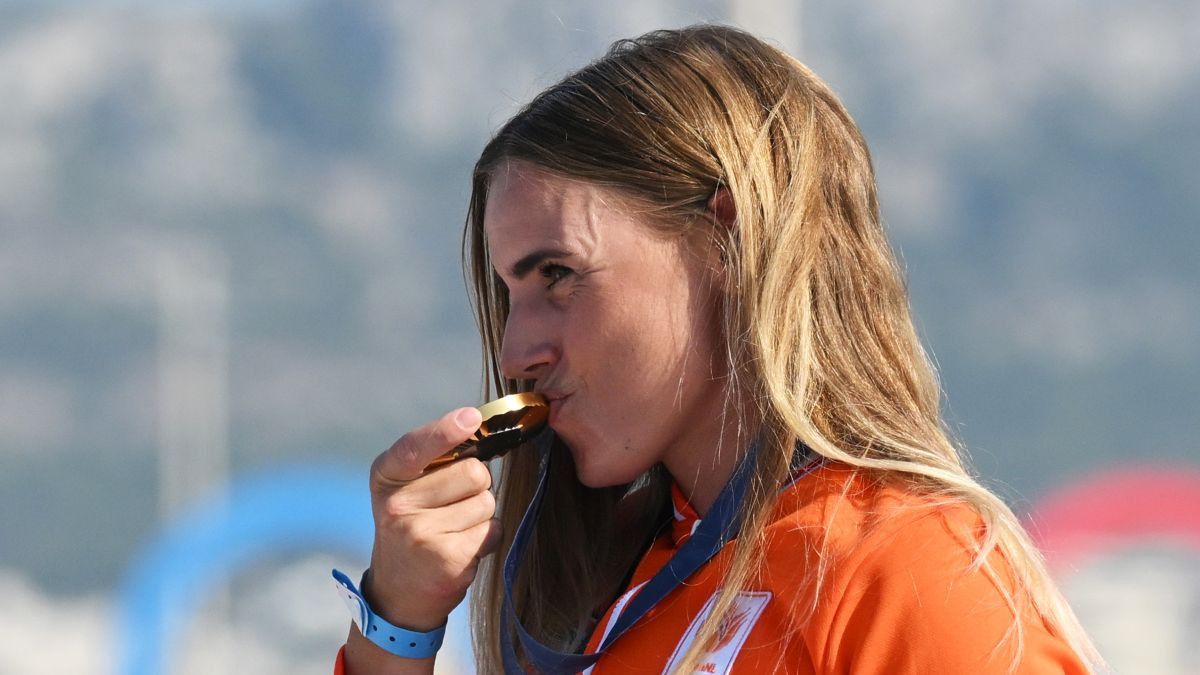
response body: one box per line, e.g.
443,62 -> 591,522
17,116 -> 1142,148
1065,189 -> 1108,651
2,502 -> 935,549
580,462 -> 1088,674
336,462 -> 1088,674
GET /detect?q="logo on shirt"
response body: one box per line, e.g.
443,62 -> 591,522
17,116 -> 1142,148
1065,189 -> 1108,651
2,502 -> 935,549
663,591 -> 772,674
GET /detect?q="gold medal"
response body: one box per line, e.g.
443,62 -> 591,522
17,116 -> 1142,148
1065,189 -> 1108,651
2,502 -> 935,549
425,392 -> 549,471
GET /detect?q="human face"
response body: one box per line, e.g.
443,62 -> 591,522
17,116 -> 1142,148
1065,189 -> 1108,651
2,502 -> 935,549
484,162 -> 729,489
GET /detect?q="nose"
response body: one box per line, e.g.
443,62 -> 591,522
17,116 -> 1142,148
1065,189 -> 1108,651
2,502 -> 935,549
498,301 -> 558,382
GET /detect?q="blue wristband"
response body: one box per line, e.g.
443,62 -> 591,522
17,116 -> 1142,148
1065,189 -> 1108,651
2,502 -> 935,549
332,568 -> 446,659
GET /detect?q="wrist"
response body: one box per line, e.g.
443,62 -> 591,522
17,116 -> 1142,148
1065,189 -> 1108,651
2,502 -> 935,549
360,568 -> 448,632
332,569 -> 446,660
345,626 -> 436,675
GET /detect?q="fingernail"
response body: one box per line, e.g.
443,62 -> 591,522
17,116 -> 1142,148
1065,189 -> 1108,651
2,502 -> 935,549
455,408 -> 481,430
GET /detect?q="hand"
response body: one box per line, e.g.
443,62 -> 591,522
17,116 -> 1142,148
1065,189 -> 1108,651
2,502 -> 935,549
363,407 -> 502,632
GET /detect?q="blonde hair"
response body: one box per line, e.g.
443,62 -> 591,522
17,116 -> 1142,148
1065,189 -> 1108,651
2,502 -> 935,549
465,25 -> 1099,673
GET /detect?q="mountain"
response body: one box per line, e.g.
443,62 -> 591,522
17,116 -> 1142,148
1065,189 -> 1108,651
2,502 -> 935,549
0,0 -> 1196,599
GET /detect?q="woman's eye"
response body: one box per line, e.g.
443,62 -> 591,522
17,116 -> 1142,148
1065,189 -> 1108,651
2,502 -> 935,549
539,263 -> 572,289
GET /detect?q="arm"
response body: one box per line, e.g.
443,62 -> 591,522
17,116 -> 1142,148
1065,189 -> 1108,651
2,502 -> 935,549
341,625 -> 436,675
340,408 -> 502,674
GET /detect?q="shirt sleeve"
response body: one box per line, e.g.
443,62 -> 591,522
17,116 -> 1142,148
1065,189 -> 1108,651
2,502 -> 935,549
333,645 -> 346,675
816,506 -> 1089,674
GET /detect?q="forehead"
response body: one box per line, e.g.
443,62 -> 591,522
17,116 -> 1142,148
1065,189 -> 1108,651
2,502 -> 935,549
483,163 -> 607,256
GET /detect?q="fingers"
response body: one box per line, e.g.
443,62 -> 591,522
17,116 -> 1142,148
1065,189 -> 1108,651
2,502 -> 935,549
472,517 -> 504,559
446,517 -> 503,565
358,409 -> 501,630
435,488 -> 497,533
372,407 -> 483,485
375,460 -> 494,532
398,458 -> 492,508
363,504 -> 500,626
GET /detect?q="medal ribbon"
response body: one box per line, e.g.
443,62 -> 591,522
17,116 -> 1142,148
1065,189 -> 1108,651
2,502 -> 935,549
499,431 -> 771,674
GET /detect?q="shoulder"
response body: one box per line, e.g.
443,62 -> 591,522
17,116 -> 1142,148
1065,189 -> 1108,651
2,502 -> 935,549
759,463 -> 988,596
759,463 -> 1085,673
763,462 -> 981,563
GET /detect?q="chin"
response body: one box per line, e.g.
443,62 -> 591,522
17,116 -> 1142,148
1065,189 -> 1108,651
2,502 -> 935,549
573,466 -> 613,489
574,463 -> 637,489
559,435 -> 645,488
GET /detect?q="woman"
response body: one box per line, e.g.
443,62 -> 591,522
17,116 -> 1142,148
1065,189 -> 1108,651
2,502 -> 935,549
337,25 -> 1100,674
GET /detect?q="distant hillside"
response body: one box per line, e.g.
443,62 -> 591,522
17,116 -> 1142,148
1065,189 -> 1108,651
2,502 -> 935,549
0,0 -> 1196,595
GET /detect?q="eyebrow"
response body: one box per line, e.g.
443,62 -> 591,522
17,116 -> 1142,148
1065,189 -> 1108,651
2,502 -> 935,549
509,247 -> 571,280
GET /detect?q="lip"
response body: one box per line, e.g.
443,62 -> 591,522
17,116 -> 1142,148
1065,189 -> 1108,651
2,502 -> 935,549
534,387 -> 568,402
544,392 -> 571,425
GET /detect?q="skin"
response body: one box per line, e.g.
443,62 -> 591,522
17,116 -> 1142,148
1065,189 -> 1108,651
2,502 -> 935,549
345,161 -> 740,672
344,408 -> 499,674
488,162 -> 740,503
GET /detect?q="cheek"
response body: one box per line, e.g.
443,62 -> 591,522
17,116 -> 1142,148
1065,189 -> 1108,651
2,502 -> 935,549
594,294 -> 696,399
563,253 -> 720,407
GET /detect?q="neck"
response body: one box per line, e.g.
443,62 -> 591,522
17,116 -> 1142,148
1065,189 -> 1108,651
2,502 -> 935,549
661,400 -> 751,517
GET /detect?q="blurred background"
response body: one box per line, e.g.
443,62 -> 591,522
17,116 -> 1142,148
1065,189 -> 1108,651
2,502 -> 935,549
1,0 -> 1197,673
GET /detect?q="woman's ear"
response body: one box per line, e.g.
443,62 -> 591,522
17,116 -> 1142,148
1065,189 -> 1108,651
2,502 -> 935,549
706,187 -> 736,270
707,187 -> 737,231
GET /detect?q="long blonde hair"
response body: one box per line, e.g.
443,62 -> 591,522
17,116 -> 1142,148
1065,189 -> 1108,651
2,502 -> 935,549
465,25 -> 1099,673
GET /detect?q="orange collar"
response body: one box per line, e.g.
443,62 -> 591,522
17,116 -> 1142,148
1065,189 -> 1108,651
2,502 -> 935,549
668,482 -> 701,548
667,454 -> 827,549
